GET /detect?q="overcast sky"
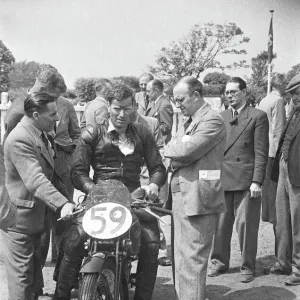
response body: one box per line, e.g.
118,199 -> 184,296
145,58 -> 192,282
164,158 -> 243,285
1,0 -> 300,88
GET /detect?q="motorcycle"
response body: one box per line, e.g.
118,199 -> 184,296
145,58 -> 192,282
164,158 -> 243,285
72,179 -> 172,300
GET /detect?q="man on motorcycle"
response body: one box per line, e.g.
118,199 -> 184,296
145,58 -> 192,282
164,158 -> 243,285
53,83 -> 167,300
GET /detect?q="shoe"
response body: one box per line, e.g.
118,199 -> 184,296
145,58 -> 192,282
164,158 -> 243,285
241,273 -> 255,283
207,265 -> 228,277
158,257 -> 172,266
285,273 -> 300,286
266,262 -> 291,275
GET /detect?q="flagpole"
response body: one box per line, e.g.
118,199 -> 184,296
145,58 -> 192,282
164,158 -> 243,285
267,10 -> 274,95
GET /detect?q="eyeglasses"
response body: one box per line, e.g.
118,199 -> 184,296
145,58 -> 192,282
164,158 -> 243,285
225,90 -> 242,96
173,91 -> 195,106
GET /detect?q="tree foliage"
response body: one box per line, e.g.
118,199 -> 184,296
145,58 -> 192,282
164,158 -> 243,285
249,50 -> 276,89
74,78 -> 96,103
202,72 -> 230,96
286,63 -> 300,82
149,22 -> 250,87
111,76 -> 140,92
0,40 -> 15,93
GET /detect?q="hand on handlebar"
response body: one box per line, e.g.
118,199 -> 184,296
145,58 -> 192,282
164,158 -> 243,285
141,183 -> 159,202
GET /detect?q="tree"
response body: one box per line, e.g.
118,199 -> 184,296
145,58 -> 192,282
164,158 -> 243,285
74,78 -> 96,103
249,50 -> 276,89
0,40 -> 15,93
111,76 -> 140,92
202,72 -> 230,96
286,63 -> 300,82
149,22 -> 250,87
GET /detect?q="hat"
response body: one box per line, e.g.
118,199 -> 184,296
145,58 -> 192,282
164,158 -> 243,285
286,74 -> 300,93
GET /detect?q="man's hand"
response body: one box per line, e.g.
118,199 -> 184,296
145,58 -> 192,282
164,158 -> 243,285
250,182 -> 261,198
142,183 -> 159,202
60,202 -> 76,220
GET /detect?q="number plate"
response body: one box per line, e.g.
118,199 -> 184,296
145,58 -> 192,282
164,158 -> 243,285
82,203 -> 132,239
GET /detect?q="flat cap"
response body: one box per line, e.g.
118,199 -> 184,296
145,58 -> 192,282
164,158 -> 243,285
286,73 -> 300,93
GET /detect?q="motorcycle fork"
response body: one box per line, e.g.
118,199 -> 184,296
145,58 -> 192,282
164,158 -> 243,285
114,238 -> 123,300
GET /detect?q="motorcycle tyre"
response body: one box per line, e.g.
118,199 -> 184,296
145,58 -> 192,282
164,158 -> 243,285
78,258 -> 126,300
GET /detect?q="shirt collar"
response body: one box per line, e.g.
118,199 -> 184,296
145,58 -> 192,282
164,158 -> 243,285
231,103 -> 246,116
154,94 -> 163,106
107,119 -> 117,133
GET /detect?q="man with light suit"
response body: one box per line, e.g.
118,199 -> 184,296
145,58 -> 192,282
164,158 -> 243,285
165,76 -> 226,300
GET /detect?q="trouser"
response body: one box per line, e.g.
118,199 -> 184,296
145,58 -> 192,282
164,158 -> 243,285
172,191 -> 218,300
275,158 -> 300,274
54,217 -> 160,300
261,157 -> 278,224
210,189 -> 261,275
0,229 -> 43,300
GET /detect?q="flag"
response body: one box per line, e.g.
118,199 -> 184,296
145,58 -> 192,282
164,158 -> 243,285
268,15 -> 273,64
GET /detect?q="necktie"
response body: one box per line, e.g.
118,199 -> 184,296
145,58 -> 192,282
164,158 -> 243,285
41,132 -> 49,148
184,117 -> 192,132
229,110 -> 238,125
144,93 -> 149,109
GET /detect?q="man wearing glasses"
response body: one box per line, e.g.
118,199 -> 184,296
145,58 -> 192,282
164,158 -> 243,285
165,76 -> 227,299
208,77 -> 269,283
269,74 -> 300,285
135,72 -> 154,116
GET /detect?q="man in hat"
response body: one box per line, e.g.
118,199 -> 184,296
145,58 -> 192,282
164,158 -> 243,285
269,73 -> 300,285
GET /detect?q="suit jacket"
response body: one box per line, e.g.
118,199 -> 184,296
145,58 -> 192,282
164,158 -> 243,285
54,96 -> 81,149
145,94 -> 173,144
81,96 -> 109,129
4,116 -> 69,234
258,91 -> 285,157
135,91 -> 148,116
271,109 -> 300,187
221,105 -> 269,191
165,103 -> 227,216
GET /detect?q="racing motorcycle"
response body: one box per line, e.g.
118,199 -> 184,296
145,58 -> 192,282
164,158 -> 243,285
74,179 -> 172,300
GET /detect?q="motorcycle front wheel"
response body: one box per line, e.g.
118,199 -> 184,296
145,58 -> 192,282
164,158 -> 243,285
78,258 -> 126,300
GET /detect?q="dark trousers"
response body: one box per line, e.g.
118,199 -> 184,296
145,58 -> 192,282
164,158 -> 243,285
275,158 -> 300,274
54,217 -> 159,300
210,190 -> 261,274
0,230 -> 43,300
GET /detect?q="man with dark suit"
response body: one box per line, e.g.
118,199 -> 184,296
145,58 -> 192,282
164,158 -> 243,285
80,78 -> 111,129
135,72 -> 154,116
208,77 -> 269,283
269,74 -> 300,285
0,93 -> 75,300
165,76 -> 226,300
146,79 -> 173,144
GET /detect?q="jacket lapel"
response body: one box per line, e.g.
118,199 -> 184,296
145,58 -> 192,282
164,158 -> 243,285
225,106 -> 252,152
147,96 -> 164,117
20,117 -> 54,168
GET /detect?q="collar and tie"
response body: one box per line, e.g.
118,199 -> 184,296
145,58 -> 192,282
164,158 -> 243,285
41,132 -> 49,148
184,117 -> 193,132
229,110 -> 239,125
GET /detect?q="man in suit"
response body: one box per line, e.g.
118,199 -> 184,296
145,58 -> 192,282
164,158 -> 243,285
135,72 -> 154,116
165,76 -> 226,300
80,78 -> 112,129
208,77 -> 269,283
0,93 -> 75,300
146,79 -> 174,144
4,68 -> 81,264
258,74 -> 286,224
269,74 -> 300,285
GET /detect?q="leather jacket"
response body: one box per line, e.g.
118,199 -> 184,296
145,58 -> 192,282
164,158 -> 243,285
71,121 -> 166,193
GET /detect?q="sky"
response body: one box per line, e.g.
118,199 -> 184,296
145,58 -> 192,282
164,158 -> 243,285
1,0 -> 300,88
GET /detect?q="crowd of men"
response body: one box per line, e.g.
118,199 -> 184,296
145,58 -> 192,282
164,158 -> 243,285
0,65 -> 300,300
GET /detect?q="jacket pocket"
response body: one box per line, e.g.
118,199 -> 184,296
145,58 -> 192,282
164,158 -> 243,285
11,198 -> 35,208
198,179 -> 221,208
